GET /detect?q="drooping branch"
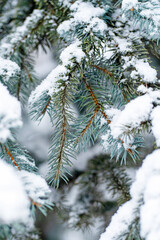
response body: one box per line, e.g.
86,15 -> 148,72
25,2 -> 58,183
54,85 -> 67,181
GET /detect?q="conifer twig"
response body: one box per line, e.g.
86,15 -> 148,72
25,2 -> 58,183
75,78 -> 111,143
75,107 -> 99,143
84,78 -> 111,123
42,96 -> 51,114
54,85 -> 67,181
23,65 -> 33,82
17,79 -> 21,100
92,64 -> 112,76
92,65 -> 127,101
29,197 -> 42,208
83,78 -> 132,154
4,145 -> 20,170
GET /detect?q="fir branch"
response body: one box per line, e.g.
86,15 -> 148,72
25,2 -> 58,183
42,96 -> 51,115
101,110 -> 111,124
11,11 -> 45,53
120,139 -> 133,155
92,64 -> 128,102
75,107 -> 99,144
0,140 -> 37,172
23,64 -> 33,83
48,82 -> 74,187
74,77 -> 111,146
29,198 -> 42,208
83,78 -> 111,123
4,145 -> 20,170
17,79 -> 21,101
92,64 -> 112,76
68,154 -> 131,229
55,85 -> 67,181
83,78 -> 133,155
110,168 -> 131,204
83,78 -> 100,106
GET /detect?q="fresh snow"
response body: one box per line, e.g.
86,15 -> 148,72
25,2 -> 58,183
132,59 -> 157,83
57,0 -> 107,36
20,171 -> 51,205
29,65 -> 68,105
109,94 -> 153,139
100,200 -> 137,240
151,106 -> 160,147
0,57 -> 20,82
132,149 -> 160,240
29,40 -> 85,105
85,17 -> 107,34
103,48 -> 114,60
0,83 -> 22,142
60,40 -> 85,67
123,57 -> 157,83
100,149 -> 160,240
0,160 -> 30,224
102,88 -> 160,147
70,1 -> 105,23
59,0 -> 72,8
114,36 -> 132,52
1,9 -> 43,57
122,0 -> 138,10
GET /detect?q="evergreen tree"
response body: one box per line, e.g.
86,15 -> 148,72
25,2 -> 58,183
0,0 -> 160,239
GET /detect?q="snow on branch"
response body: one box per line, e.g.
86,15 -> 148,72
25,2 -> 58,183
70,1 -> 105,22
132,149 -> 160,240
0,57 -> 20,82
102,88 -> 160,141
122,0 -> 160,39
29,65 -> 68,104
109,93 -> 153,139
57,0 -> 108,37
0,158 -> 52,225
29,40 -> 85,117
101,87 -> 160,159
0,9 -> 44,57
100,199 -> 137,240
0,159 -> 30,224
60,40 -> 85,67
20,171 -> 51,206
131,61 -> 157,84
0,83 -> 22,142
100,149 -> 160,240
151,106 -> 160,147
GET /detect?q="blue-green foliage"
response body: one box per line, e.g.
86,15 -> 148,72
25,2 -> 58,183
0,0 -> 159,239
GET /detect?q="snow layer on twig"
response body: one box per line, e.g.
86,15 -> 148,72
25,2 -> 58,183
0,57 -> 20,82
57,0 -> 107,35
110,94 -> 153,138
60,40 -> 85,67
20,171 -> 51,205
29,40 -> 85,105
